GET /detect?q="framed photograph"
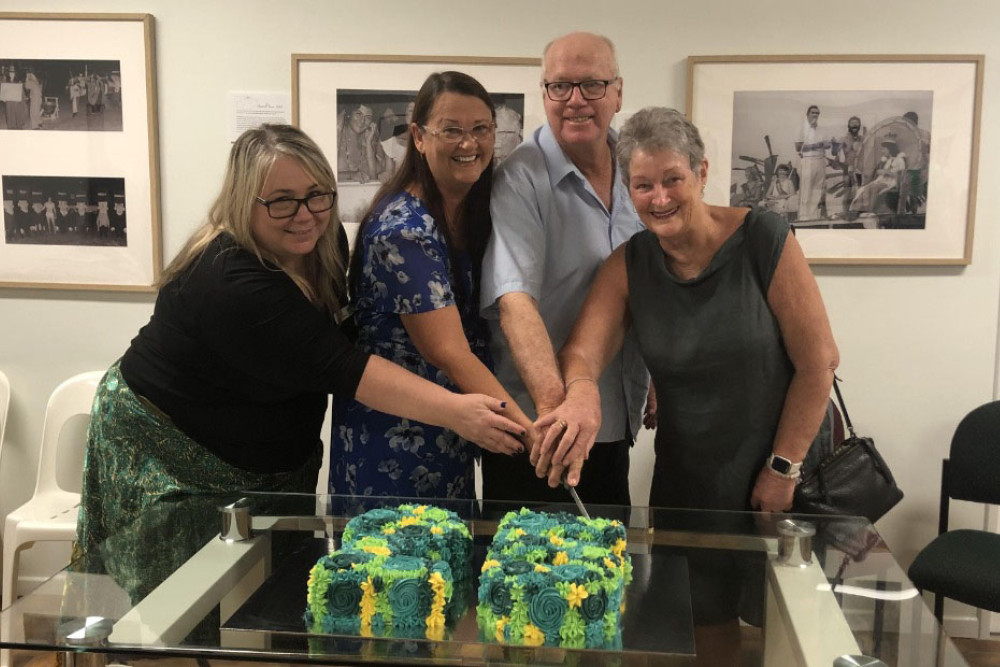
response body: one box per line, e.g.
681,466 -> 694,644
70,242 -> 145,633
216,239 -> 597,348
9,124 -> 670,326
687,55 -> 983,265
293,54 -> 543,231
0,13 -> 160,290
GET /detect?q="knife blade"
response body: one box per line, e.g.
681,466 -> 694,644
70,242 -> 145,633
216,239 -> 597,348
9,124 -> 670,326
562,474 -> 590,519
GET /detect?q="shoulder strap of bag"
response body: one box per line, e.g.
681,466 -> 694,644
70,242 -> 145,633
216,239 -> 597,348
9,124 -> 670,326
832,375 -> 856,438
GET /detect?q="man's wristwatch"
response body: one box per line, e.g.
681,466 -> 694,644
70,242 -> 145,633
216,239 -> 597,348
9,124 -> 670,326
765,453 -> 803,480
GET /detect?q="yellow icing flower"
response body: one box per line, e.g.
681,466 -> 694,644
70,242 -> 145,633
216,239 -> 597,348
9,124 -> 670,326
363,544 -> 390,557
431,526 -> 444,535
360,577 -> 377,627
413,505 -> 427,515
604,557 -> 618,571
566,582 -> 589,609
495,616 -> 508,642
534,564 -> 550,573
513,528 -> 525,538
611,538 -> 627,558
523,623 -> 545,647
425,623 -> 445,642
552,551 -> 569,566
399,516 -> 420,527
382,527 -> 396,535
482,559 -> 501,572
611,520 -> 620,527
549,535 -> 565,546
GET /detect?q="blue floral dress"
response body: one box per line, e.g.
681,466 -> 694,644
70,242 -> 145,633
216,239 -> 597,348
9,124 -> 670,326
329,191 -> 491,499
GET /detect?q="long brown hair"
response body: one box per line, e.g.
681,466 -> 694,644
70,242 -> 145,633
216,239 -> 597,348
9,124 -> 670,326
349,71 -> 496,309
160,124 -> 347,317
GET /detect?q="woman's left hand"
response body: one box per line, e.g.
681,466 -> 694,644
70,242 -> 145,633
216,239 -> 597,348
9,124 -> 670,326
749,468 -> 797,513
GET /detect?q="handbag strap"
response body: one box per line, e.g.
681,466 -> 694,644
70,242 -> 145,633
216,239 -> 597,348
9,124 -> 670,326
832,375 -> 856,438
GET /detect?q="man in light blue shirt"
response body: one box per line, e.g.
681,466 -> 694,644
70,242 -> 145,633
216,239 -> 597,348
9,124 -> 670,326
480,32 -> 648,508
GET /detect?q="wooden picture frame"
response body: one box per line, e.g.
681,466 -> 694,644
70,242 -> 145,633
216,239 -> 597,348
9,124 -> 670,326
292,54 -> 542,231
0,12 -> 161,290
687,55 -> 983,265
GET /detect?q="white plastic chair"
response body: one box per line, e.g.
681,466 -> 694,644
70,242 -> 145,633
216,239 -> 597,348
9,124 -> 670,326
2,371 -> 102,610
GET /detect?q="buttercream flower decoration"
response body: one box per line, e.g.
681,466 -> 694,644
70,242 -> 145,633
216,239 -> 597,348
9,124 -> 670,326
552,551 -> 569,566
611,538 -> 626,558
495,616 -> 508,642
413,505 -> 427,515
363,544 -> 390,557
482,559 -> 501,572
523,623 -> 545,646
534,564 -> 550,573
382,527 -> 396,535
399,515 -> 420,527
431,526 -> 444,535
549,535 -> 565,546
566,582 -> 589,609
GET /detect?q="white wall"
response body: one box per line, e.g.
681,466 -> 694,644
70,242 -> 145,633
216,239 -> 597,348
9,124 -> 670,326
1,0 -> 998,631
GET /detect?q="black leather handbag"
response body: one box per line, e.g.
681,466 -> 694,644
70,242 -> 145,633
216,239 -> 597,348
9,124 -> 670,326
793,378 -> 903,523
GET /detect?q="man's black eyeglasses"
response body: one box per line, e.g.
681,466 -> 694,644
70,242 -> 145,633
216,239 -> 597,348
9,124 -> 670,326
542,78 -> 619,102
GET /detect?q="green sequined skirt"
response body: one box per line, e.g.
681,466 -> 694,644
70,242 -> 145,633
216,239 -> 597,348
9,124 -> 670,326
76,362 -> 321,557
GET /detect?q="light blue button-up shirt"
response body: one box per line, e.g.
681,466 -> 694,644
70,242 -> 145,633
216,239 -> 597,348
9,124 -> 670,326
481,124 -> 648,441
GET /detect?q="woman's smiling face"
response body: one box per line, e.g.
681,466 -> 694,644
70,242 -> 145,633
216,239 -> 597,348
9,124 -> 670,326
628,148 -> 708,240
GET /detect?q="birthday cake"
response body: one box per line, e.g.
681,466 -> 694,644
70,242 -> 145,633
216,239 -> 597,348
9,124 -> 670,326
305,504 -> 471,639
476,509 -> 631,649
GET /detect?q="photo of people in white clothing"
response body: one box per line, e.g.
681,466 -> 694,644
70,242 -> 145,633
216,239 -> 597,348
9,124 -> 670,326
730,90 -> 932,231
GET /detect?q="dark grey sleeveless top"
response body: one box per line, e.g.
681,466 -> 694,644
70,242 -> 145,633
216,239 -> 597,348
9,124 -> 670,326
626,208 -> 793,510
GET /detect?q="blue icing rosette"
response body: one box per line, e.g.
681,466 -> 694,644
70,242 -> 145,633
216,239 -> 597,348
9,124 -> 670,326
527,586 -> 568,637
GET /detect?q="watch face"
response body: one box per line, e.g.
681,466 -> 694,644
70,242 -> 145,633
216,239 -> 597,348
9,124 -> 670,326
770,456 -> 792,474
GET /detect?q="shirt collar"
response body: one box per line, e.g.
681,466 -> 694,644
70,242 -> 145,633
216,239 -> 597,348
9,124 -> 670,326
538,123 -> 619,187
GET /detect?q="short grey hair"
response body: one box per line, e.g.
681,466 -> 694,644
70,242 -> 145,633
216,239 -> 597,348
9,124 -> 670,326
616,107 -> 705,185
540,32 -> 620,84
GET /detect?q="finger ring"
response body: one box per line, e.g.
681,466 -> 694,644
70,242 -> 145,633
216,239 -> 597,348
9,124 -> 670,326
558,419 -> 568,430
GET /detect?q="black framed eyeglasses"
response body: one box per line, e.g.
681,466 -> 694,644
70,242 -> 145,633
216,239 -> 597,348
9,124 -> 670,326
543,78 -> 619,102
255,191 -> 336,219
421,123 -> 496,144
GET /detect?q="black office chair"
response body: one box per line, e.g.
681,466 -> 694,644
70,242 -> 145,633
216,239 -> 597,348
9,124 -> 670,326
907,400 -> 1000,623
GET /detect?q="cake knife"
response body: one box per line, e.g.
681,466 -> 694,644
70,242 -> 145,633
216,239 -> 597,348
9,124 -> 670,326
562,473 -> 590,519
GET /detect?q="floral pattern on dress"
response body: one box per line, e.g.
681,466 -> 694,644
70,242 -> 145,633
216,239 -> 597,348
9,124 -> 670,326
330,191 -> 491,499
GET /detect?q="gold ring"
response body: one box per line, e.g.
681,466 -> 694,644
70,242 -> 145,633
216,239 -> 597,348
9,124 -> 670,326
558,419 -> 568,430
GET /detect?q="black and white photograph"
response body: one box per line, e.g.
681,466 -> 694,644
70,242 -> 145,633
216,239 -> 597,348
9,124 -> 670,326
0,58 -> 123,132
688,55 -> 982,264
730,90 -> 932,231
3,175 -> 127,246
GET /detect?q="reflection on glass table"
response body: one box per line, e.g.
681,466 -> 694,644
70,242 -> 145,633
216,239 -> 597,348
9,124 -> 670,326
0,493 -> 970,666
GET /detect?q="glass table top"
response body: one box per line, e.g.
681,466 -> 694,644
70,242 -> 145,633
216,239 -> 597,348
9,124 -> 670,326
0,493 -> 969,666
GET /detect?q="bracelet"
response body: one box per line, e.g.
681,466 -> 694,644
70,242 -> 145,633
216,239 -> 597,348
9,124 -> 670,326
565,377 -> 597,391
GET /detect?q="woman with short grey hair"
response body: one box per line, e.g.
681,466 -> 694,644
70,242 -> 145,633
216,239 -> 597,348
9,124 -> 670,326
533,106 -> 839,664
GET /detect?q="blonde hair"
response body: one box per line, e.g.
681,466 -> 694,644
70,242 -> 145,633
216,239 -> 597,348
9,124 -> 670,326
160,124 -> 347,317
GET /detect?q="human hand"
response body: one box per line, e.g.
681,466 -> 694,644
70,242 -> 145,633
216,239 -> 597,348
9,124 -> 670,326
545,453 -> 585,489
749,468 -> 796,513
532,384 -> 601,477
642,383 -> 657,430
449,395 -> 526,456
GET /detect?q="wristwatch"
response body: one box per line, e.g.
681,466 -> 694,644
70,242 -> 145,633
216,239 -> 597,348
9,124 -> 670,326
765,453 -> 803,480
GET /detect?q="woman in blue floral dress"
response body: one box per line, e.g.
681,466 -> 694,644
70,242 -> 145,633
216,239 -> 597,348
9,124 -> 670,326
330,72 -> 535,499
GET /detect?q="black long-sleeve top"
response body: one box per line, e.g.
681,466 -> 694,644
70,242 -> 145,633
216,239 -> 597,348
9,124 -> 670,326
120,233 -> 369,473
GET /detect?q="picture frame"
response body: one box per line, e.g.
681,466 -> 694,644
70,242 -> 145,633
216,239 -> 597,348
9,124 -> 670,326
0,12 -> 161,291
687,55 -> 983,265
293,54 -> 543,231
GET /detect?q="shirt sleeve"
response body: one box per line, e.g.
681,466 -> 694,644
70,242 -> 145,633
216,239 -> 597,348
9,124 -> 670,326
194,250 -> 370,398
480,157 -> 547,318
362,208 -> 457,315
